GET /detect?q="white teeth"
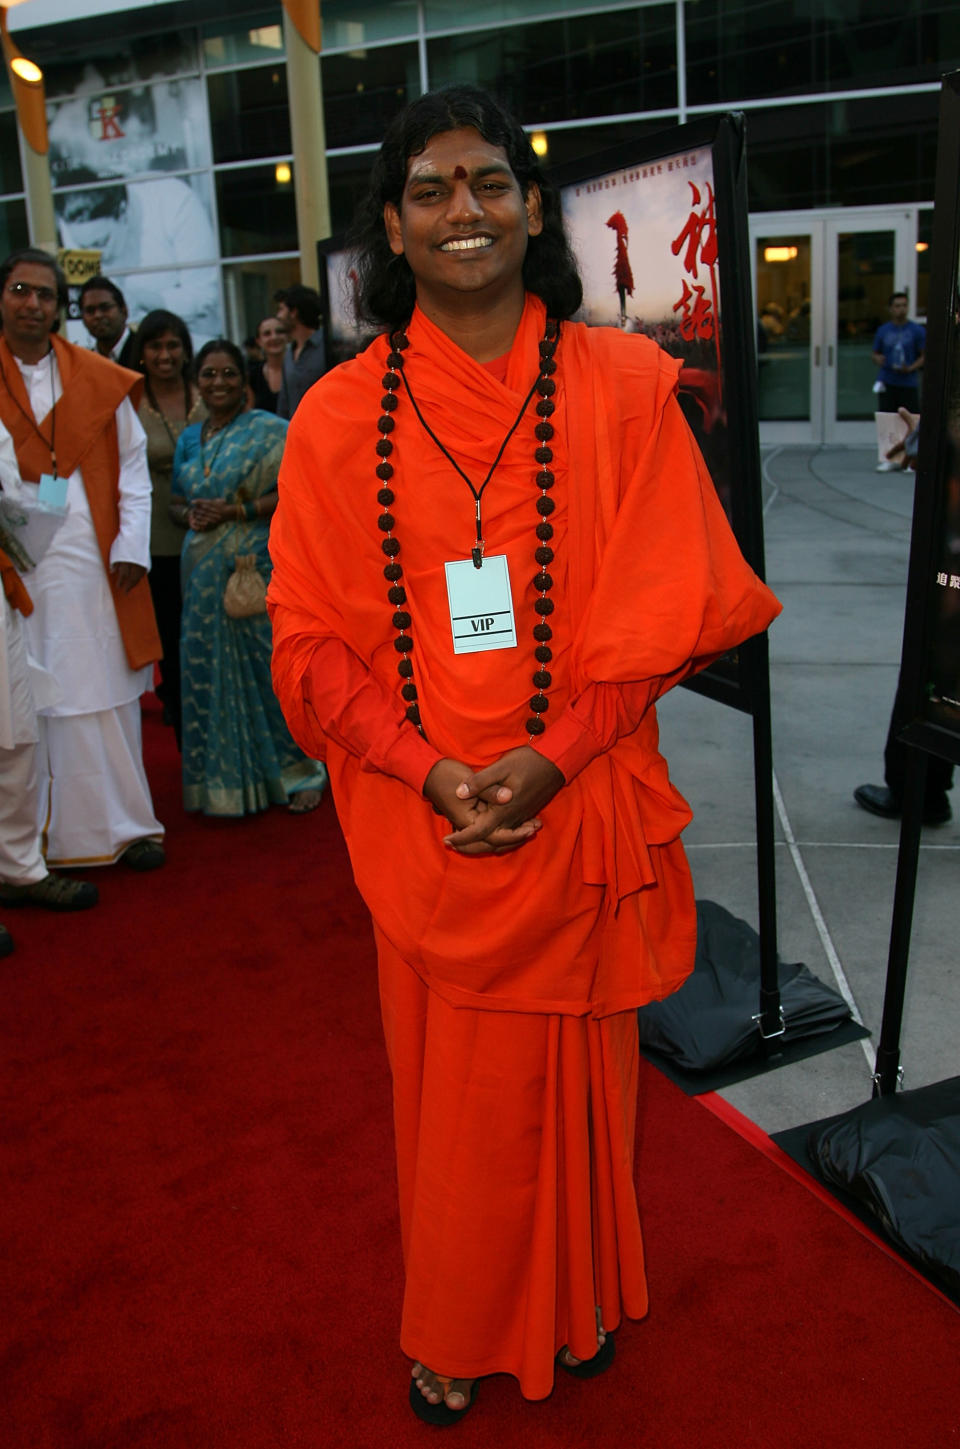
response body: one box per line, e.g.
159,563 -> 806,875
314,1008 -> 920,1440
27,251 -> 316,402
440,236 -> 493,252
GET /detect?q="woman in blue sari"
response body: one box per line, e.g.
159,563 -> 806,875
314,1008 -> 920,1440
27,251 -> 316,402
170,339 -> 326,815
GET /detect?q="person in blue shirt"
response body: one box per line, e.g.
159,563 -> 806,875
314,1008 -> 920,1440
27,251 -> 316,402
872,292 -> 925,473
872,291 -> 925,413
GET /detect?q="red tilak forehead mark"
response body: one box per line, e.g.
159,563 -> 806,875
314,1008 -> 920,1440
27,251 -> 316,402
453,165 -> 468,179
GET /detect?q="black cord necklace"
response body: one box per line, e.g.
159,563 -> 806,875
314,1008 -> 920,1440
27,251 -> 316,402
374,320 -> 560,739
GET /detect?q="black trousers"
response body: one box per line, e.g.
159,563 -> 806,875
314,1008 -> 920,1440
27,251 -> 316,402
883,680 -> 953,804
149,554 -> 182,751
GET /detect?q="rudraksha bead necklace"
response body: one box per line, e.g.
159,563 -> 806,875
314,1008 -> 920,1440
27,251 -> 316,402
374,320 -> 561,739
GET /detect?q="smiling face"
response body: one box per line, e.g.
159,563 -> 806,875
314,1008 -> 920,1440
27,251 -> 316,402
141,329 -> 185,384
383,127 -> 542,318
1,260 -> 60,362
196,348 -> 245,420
257,317 -> 288,357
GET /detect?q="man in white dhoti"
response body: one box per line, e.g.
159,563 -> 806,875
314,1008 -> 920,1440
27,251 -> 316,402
0,250 -> 165,876
0,420 -> 98,939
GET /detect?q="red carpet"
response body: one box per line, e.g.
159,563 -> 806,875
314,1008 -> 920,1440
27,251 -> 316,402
2,698 -> 958,1449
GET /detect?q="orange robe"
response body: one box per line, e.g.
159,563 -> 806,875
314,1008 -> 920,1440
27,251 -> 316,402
0,335 -> 159,669
269,295 -> 780,1397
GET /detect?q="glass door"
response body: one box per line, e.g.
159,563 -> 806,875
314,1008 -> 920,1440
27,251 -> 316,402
825,212 -> 913,443
751,209 -> 915,444
753,221 -> 821,442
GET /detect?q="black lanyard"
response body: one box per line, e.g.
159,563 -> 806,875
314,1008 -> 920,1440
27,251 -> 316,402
398,365 -> 541,568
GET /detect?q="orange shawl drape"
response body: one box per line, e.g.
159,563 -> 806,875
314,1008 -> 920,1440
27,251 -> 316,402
269,296 -> 780,1016
0,335 -> 160,669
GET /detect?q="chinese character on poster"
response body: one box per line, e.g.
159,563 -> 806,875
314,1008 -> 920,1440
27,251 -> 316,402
561,147 -> 731,521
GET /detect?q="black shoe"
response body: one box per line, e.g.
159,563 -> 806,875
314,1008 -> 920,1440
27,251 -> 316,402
122,839 -> 166,871
0,924 -> 13,957
0,874 -> 98,911
854,783 -> 952,826
556,1334 -> 616,1379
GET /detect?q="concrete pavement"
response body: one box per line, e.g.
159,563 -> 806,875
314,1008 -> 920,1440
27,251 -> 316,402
656,444 -> 958,1133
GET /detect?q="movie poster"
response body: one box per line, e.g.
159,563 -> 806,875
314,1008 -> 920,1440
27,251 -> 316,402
320,240 -> 383,366
561,146 -> 732,523
46,75 -> 222,345
922,259 -> 960,735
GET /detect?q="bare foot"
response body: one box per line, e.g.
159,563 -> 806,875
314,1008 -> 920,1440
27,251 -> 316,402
410,1361 -> 475,1411
558,1307 -> 607,1368
289,788 -> 323,814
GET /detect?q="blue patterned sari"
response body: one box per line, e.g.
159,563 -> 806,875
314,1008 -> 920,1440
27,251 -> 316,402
173,409 -> 327,815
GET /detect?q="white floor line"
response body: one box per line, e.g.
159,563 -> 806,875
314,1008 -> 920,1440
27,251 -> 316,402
793,840 -> 960,852
686,838 -> 958,852
772,770 -> 875,1071
760,445 -> 782,515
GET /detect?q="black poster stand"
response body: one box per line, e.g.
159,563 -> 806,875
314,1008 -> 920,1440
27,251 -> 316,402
772,72 -> 960,1302
554,116 -> 786,1057
875,68 -> 960,1097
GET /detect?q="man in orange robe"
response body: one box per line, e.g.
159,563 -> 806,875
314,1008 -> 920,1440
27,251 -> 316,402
268,88 -> 780,1423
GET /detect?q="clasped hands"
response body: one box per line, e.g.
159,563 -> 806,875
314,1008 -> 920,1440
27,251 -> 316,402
187,497 -> 233,531
423,746 -> 564,856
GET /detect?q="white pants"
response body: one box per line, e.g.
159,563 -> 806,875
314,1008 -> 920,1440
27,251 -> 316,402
0,738 -> 47,884
0,594 -> 46,886
37,702 -> 164,868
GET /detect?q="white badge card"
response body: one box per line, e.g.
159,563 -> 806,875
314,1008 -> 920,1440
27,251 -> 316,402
445,554 -> 518,655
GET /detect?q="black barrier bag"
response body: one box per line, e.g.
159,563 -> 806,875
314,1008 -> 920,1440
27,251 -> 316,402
636,899 -> 851,1072
810,1079 -> 960,1301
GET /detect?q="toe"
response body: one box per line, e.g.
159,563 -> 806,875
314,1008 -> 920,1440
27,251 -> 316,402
444,1378 -> 475,1411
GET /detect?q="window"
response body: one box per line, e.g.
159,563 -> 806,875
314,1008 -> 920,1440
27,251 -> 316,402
208,64 -> 291,164
685,0 -> 953,107
321,43 -> 421,150
216,162 -> 298,257
424,0 -> 639,29
322,0 -> 420,48
0,112 -> 23,195
427,8 -> 677,124
202,14 -> 284,69
746,93 -> 939,211
222,256 -> 301,346
0,198 -> 28,259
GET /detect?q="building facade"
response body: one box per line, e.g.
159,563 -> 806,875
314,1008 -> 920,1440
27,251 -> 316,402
4,0 -> 959,442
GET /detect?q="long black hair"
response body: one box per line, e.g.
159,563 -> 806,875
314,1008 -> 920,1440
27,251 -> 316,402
349,85 -> 582,330
130,308 -> 195,415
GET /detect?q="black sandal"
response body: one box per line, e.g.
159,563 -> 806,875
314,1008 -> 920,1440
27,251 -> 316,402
556,1333 -> 616,1379
408,1373 -> 479,1426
